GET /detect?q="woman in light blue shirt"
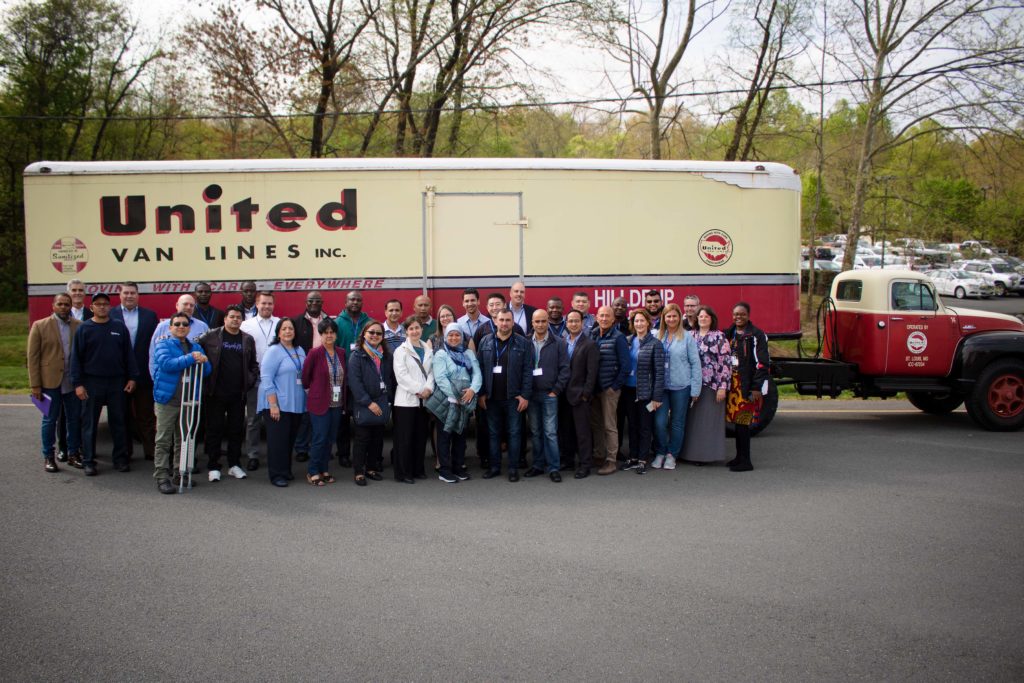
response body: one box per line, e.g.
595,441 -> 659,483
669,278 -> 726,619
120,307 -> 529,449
652,303 -> 701,470
258,318 -> 307,487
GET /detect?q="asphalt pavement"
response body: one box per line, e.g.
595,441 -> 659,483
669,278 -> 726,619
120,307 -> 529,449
1,396 -> 1021,682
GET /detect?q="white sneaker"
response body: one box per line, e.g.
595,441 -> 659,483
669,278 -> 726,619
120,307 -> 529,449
227,465 -> 247,480
208,469 -> 222,482
663,454 -> 677,470
651,454 -> 665,469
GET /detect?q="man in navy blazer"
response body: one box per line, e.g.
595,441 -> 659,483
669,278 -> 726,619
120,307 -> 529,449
110,281 -> 160,461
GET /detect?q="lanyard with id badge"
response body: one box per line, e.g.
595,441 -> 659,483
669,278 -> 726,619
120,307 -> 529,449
326,349 -> 342,403
493,337 -> 510,375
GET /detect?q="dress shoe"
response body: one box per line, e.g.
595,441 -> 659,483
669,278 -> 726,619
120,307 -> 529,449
549,471 -> 562,483
508,470 -> 520,483
597,461 -> 617,475
115,462 -> 131,473
415,473 -> 428,480
157,478 -> 176,494
84,463 -> 98,476
246,458 -> 260,471
44,457 -> 59,473
482,469 -> 500,480
729,462 -> 753,472
56,451 -> 68,463
271,477 -> 289,487
574,468 -> 590,479
366,471 -> 383,481
522,467 -> 544,478
398,477 -> 415,484
295,452 -> 309,462
67,453 -> 84,469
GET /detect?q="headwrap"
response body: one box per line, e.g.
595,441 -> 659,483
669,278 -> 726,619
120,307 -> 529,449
443,322 -> 469,369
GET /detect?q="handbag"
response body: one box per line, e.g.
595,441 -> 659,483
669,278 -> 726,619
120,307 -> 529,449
353,398 -> 391,426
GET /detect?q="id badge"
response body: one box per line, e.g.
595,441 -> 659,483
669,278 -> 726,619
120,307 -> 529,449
380,381 -> 387,390
296,378 -> 303,385
731,355 -> 740,367
331,386 -> 341,402
350,343 -> 356,350
493,365 -> 503,374
533,368 -> 543,376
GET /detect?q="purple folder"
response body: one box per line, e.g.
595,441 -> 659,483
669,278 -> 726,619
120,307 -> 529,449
31,393 -> 53,416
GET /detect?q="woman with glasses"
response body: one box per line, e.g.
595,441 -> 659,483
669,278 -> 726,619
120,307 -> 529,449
152,313 -> 211,494
429,305 -> 459,352
681,306 -> 732,465
301,318 -> 345,486
348,321 -> 395,486
258,318 -> 307,487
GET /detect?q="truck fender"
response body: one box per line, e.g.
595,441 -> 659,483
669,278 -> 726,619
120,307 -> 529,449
951,330 -> 1024,387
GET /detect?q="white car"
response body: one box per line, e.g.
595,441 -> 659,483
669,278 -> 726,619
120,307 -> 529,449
958,261 -> 1022,296
927,269 -> 994,299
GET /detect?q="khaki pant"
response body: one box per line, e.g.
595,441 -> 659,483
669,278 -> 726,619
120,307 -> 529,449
153,401 -> 183,481
590,388 -> 621,465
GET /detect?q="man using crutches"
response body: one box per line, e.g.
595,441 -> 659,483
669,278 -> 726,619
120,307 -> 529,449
151,312 -> 211,494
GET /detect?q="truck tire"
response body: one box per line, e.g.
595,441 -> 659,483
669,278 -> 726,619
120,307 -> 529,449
965,359 -> 1024,431
727,378 -> 779,437
906,390 -> 964,414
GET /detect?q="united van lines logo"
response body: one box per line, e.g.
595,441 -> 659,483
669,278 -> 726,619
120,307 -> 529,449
907,331 -> 928,355
50,237 -> 89,273
698,229 -> 733,267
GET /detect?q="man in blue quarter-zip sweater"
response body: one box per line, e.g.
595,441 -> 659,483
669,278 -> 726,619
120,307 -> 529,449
70,292 -> 139,476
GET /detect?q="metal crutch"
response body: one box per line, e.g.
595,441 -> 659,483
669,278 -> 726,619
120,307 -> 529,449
178,362 -> 204,493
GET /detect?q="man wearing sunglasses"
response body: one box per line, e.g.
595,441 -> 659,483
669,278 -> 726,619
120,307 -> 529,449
147,294 -> 210,378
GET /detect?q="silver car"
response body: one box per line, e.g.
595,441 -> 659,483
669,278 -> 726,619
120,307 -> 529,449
927,269 -> 993,299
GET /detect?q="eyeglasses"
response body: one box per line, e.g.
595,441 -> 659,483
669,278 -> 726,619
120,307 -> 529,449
365,330 -> 382,336
171,321 -> 191,328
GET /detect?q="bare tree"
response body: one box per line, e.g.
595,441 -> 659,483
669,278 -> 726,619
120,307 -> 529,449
594,0 -> 728,159
721,0 -> 809,161
830,0 -> 1024,270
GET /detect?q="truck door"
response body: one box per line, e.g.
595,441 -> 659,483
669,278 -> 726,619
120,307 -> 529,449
886,279 -> 959,375
422,190 -> 525,289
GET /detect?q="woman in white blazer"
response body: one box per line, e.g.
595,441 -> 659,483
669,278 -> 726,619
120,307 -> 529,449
392,317 -> 435,483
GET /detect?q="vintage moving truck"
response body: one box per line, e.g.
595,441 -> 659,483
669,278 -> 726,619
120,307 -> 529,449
23,158 -> 802,331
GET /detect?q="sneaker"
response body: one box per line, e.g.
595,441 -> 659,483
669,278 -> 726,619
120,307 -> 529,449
83,463 -> 98,476
208,469 -> 222,482
245,458 -> 260,472
157,478 -> 176,494
651,454 -> 665,469
438,471 -> 458,483
455,469 -> 472,481
56,450 -> 68,463
619,459 -> 640,471
227,465 -> 248,480
663,454 -> 677,470
635,462 -> 648,475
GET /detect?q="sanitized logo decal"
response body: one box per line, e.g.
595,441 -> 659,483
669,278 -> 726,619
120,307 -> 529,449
50,237 -> 89,274
698,229 -> 733,267
906,331 -> 928,355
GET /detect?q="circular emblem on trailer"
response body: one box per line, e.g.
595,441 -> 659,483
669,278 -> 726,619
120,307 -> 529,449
698,229 -> 733,267
907,331 -> 928,355
49,237 -> 89,274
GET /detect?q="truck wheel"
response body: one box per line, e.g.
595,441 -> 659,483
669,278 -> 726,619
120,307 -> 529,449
954,287 -> 966,299
726,378 -> 779,437
965,359 -> 1024,431
906,390 -> 964,414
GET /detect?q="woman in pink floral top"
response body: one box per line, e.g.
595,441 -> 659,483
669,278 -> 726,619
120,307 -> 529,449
681,306 -> 732,463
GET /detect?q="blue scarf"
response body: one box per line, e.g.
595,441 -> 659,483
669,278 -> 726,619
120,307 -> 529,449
446,343 -> 469,369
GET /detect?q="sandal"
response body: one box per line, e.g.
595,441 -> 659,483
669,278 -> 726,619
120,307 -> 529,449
366,471 -> 383,481
306,473 -> 325,487
354,475 -> 367,487
320,472 -> 336,484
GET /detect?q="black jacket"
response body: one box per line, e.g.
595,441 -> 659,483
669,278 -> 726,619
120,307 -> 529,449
193,304 -> 224,330
478,333 -> 533,400
109,305 -> 159,385
724,323 -> 770,397
529,334 -> 570,395
197,327 -> 259,395
348,345 -> 395,408
565,334 -> 599,406
291,313 -> 333,353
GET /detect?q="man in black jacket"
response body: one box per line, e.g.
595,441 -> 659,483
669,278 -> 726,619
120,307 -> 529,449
562,309 -> 600,478
70,293 -> 138,476
523,309 -> 569,482
193,282 -> 225,330
198,305 -> 259,482
110,281 -> 160,462
477,309 -> 533,482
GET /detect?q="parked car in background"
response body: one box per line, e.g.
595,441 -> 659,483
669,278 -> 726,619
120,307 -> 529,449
926,269 -> 994,299
958,260 -> 1022,296
801,259 -> 842,272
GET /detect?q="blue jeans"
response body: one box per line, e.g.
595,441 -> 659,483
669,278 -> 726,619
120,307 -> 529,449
654,388 -> 690,456
80,375 -> 129,466
309,407 -> 342,476
40,388 -> 81,458
528,393 -> 560,472
487,398 -> 522,473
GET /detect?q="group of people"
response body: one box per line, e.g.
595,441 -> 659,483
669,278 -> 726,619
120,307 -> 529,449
27,279 -> 770,494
